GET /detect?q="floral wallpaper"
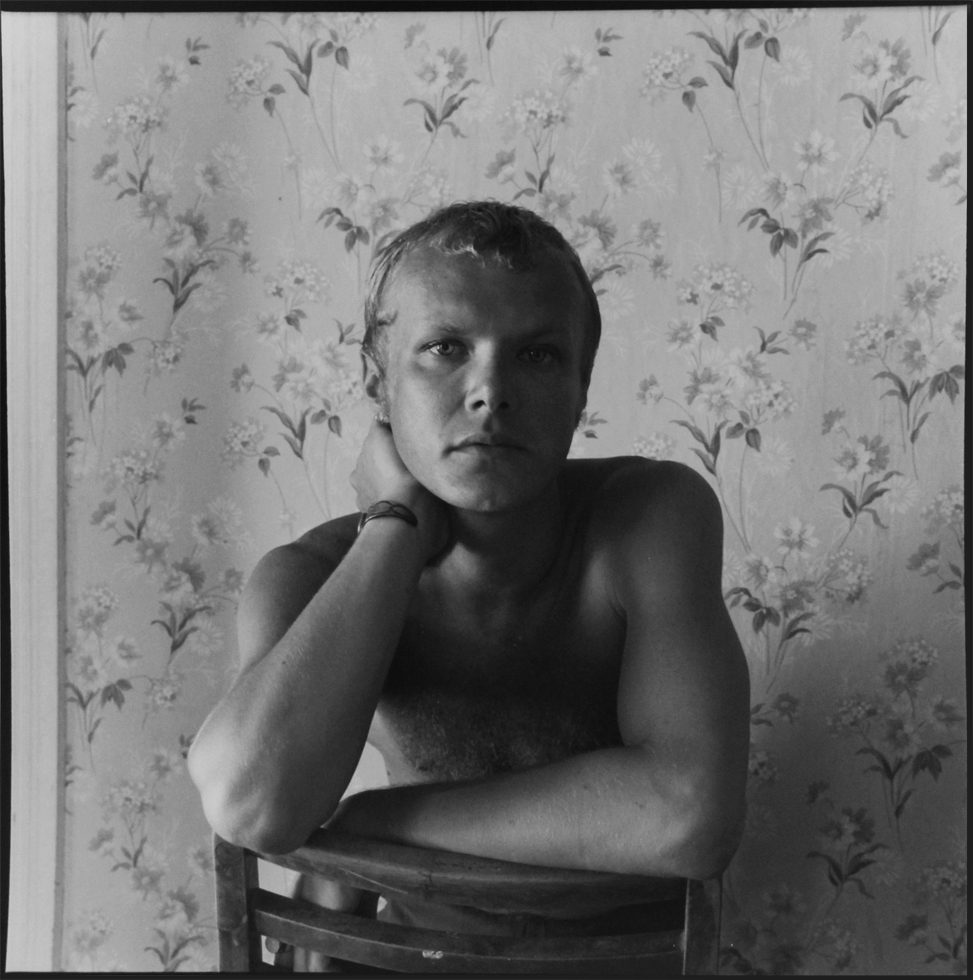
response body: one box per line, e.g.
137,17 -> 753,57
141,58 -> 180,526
59,8 -> 966,974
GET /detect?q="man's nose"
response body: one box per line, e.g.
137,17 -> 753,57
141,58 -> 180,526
464,354 -> 512,414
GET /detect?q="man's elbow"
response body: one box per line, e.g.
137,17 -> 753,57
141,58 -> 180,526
198,793 -> 307,856
188,741 -> 330,855
670,792 -> 746,880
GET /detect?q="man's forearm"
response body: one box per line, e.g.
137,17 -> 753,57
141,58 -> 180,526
331,744 -> 744,880
189,520 -> 426,853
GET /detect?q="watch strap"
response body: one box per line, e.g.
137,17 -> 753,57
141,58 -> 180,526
356,500 -> 419,534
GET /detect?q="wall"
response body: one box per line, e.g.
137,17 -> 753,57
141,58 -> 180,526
59,9 -> 966,973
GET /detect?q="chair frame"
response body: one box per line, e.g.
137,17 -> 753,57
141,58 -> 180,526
214,829 -> 721,975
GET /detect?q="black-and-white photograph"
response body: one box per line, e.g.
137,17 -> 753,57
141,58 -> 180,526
5,5 -> 966,975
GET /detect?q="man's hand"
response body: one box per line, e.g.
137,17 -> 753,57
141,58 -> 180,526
351,418 -> 448,562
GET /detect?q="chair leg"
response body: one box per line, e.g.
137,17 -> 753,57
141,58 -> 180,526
682,878 -> 722,975
214,835 -> 264,973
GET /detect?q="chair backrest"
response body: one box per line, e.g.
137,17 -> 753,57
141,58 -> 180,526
214,829 -> 721,975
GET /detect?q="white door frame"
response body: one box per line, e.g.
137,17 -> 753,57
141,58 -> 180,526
3,10 -> 65,972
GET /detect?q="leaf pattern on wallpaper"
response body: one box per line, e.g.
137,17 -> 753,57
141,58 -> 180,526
907,485 -> 965,597
60,8 -> 965,973
225,260 -> 362,528
67,44 -> 256,473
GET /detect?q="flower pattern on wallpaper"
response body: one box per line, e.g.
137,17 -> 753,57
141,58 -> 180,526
61,9 -> 965,973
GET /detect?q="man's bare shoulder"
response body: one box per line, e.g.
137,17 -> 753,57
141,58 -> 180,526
565,456 -> 716,532
565,456 -> 722,596
237,514 -> 360,668
245,514 -> 359,604
290,513 -> 361,568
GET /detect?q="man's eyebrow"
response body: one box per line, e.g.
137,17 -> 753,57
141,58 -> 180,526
415,323 -> 566,340
416,319 -> 472,334
520,324 -> 573,342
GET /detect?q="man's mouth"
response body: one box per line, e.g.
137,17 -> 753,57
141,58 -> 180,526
452,433 -> 526,452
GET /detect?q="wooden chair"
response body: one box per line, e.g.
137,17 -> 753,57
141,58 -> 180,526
214,828 -> 722,975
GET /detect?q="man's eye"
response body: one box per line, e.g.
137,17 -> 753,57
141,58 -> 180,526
425,340 -> 462,357
520,346 -> 557,365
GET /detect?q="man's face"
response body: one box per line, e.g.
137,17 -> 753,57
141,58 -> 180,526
374,245 -> 590,513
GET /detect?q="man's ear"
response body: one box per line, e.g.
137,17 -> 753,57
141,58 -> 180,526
574,390 -> 589,429
361,350 -> 389,411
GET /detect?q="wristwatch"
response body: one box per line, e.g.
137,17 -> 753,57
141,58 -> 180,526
356,499 -> 419,534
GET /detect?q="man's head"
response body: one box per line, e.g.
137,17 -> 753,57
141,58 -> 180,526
359,201 -> 601,513
362,200 -> 602,389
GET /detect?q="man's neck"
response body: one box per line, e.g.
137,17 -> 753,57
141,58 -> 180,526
433,479 -> 566,601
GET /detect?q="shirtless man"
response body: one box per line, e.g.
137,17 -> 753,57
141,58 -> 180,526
188,200 -> 750,963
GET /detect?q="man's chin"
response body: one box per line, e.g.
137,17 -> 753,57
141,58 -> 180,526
433,474 -> 557,515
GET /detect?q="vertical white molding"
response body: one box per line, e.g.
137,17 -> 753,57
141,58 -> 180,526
3,11 -> 64,973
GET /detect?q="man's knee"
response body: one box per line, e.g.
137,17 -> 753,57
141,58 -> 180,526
294,872 -> 363,911
284,873 -> 369,972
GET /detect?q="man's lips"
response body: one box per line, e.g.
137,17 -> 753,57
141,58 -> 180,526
451,434 -> 526,451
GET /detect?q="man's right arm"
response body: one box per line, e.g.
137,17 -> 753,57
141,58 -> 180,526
187,515 -> 427,854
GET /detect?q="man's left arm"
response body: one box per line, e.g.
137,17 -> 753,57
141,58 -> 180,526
331,463 -> 750,878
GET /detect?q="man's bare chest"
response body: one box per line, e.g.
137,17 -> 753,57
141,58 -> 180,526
372,569 -> 626,782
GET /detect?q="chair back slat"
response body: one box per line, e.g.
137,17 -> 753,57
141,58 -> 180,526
252,889 -> 685,976
267,828 -> 686,916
